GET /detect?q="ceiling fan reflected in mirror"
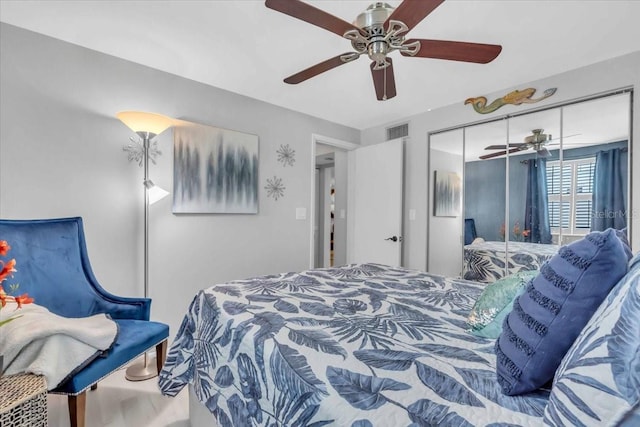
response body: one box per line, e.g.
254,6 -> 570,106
265,0 -> 502,101
479,129 -> 581,160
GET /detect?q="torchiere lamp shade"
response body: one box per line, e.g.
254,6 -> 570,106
116,111 -> 174,136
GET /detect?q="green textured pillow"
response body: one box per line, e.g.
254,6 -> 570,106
467,270 -> 539,338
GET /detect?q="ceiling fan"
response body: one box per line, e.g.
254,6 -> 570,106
479,129 -> 580,160
265,0 -> 502,101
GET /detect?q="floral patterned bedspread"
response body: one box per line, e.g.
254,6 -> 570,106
464,241 -> 559,283
159,263 -> 549,426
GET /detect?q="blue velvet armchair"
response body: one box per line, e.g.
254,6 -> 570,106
0,217 -> 169,427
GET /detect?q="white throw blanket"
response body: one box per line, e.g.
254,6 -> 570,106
0,303 -> 118,390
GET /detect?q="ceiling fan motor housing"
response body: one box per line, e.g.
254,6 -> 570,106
525,129 -> 551,144
352,2 -> 405,68
354,2 -> 394,30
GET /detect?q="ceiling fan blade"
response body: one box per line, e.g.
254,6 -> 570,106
284,53 -> 358,84
265,0 -> 362,38
479,147 -> 524,160
546,133 -> 582,144
385,0 -> 444,35
401,39 -> 502,63
479,150 -> 508,160
370,58 -> 397,101
484,142 -> 527,150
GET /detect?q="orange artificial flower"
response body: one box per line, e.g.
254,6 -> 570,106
0,258 -> 17,283
0,284 -> 7,308
522,229 -> 531,238
513,221 -> 522,236
1,240 -> 35,327
13,293 -> 34,309
0,240 -> 10,256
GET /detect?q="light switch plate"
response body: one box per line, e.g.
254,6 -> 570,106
296,207 -> 307,220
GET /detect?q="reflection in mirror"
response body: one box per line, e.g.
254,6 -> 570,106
506,109 -> 561,275
560,93 -> 630,246
428,91 -> 631,284
461,121 -> 508,282
428,129 -> 464,277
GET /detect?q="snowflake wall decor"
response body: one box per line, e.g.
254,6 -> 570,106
265,176 -> 285,201
276,144 -> 296,167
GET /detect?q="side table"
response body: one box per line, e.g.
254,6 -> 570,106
0,373 -> 48,427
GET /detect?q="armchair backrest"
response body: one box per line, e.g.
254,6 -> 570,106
464,218 -> 477,245
0,217 -> 149,319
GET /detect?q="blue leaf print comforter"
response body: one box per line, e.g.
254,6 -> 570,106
159,263 -> 549,426
464,241 -> 558,283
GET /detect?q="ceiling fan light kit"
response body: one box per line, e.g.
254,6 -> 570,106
265,0 -> 502,101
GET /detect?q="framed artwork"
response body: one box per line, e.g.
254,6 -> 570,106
434,170 -> 461,217
173,122 -> 259,213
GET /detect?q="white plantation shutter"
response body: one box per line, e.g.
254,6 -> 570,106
546,158 -> 596,235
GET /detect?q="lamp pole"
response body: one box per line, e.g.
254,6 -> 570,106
125,131 -> 158,381
143,132 -> 152,312
116,111 -> 173,381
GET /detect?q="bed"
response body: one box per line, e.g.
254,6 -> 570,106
463,241 -> 559,283
159,263 -> 550,426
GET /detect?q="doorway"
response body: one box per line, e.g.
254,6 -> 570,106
315,146 -> 338,268
309,134 -> 358,269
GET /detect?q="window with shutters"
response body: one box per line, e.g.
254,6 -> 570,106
546,158 -> 595,236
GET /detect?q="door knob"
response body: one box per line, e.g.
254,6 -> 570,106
385,236 -> 403,242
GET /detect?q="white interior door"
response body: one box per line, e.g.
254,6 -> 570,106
348,139 -> 404,266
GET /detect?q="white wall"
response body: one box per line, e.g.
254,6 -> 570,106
0,23 -> 359,335
361,51 -> 640,271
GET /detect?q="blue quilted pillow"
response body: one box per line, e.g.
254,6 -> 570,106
495,229 -> 630,396
544,252 -> 640,426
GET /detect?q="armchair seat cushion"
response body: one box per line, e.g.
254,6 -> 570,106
53,319 -> 169,394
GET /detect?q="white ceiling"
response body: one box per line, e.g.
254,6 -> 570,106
1,0 -> 639,130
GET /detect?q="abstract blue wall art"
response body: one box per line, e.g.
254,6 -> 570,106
434,170 -> 462,217
173,121 -> 259,213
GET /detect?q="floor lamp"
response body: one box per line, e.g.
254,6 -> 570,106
117,111 -> 173,381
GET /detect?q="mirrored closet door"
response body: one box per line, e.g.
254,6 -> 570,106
462,120 -> 508,282
428,129 -> 464,277
428,91 -> 631,283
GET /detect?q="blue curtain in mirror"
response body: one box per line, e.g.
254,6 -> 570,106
592,148 -> 626,231
524,159 -> 552,244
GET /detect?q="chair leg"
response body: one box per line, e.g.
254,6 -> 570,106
156,339 -> 168,373
68,392 -> 86,427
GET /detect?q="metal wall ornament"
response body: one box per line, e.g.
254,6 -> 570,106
276,144 -> 296,167
265,176 -> 285,201
464,87 -> 557,114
